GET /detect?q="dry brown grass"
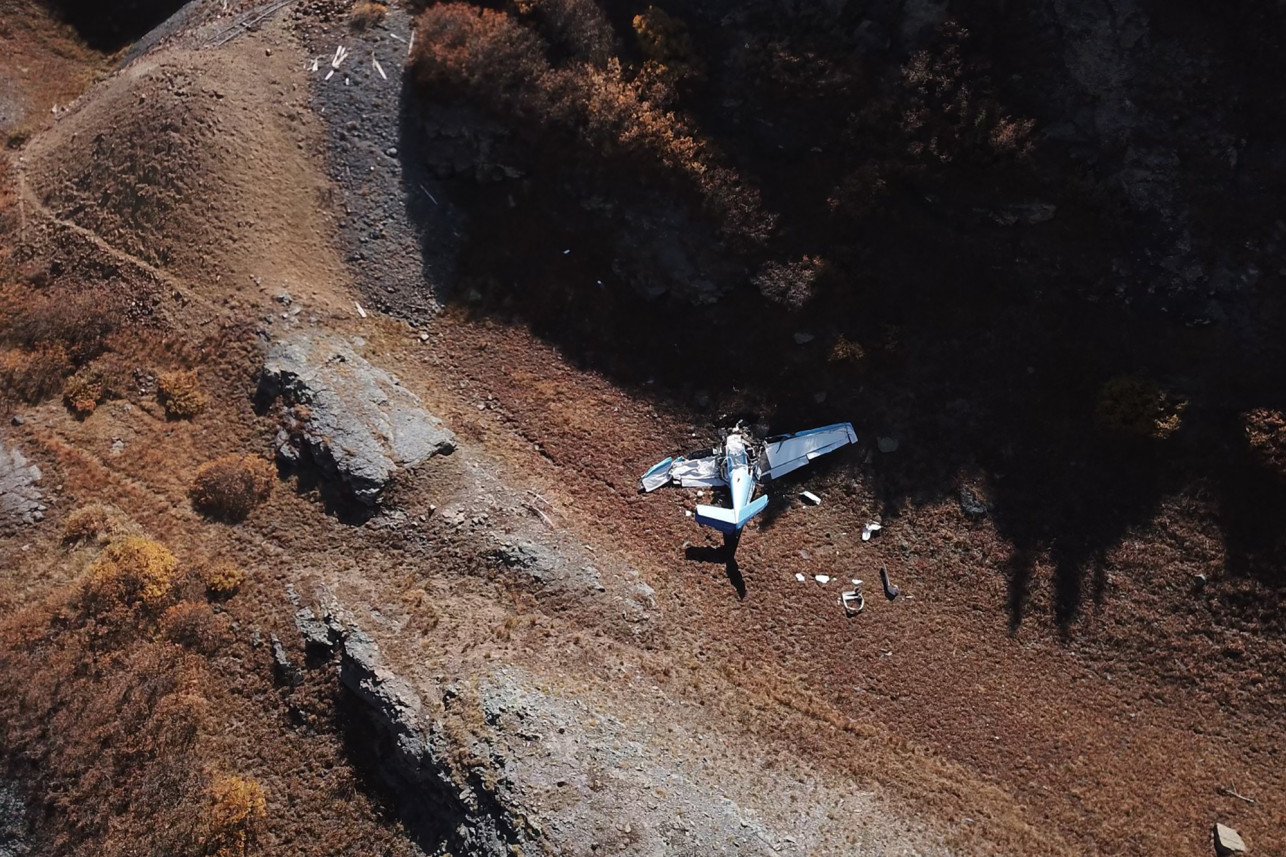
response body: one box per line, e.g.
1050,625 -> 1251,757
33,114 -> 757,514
190,455 -> 275,523
0,343 -> 72,402
156,368 -> 208,419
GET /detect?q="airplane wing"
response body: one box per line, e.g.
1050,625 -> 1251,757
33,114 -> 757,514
639,455 -> 726,492
755,422 -> 857,482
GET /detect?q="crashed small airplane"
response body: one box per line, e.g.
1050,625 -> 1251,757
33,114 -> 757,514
640,423 -> 857,534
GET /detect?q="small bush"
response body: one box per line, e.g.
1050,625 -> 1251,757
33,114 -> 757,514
204,563 -> 245,598
633,6 -> 693,68
1242,408 -> 1286,475
828,335 -> 866,363
63,367 -> 109,416
349,0 -> 387,30
190,455 -> 275,523
1095,376 -> 1187,440
160,601 -> 232,654
63,503 -> 134,544
156,369 -> 208,419
0,344 -> 73,403
86,536 -> 180,611
752,257 -> 821,308
206,775 -> 267,857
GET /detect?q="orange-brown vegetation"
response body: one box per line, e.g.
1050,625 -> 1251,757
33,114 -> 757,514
205,775 -> 268,857
84,535 -> 180,612
62,365 -> 111,416
411,2 -> 775,247
62,503 -> 135,544
203,562 -> 246,598
156,368 -> 208,419
160,600 -> 234,655
1095,375 -> 1188,440
1242,408 -> 1286,475
190,455 -> 275,523
349,0 -> 387,31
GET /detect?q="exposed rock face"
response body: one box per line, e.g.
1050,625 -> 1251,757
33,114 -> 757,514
0,443 -> 44,532
338,628 -> 534,857
257,333 -> 456,508
1214,823 -> 1247,856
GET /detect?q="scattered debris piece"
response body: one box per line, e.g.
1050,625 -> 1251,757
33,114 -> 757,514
1217,785 -> 1256,805
419,184 -> 438,205
372,56 -> 387,80
331,45 -> 349,69
861,521 -> 882,541
814,574 -> 831,584
407,29 -> 414,57
800,490 -> 821,505
840,587 -> 864,616
879,563 -> 900,600
354,301 -> 367,318
324,68 -> 335,81
877,436 -> 899,453
795,573 -> 806,583
310,56 -> 320,73
1213,823 -> 1247,856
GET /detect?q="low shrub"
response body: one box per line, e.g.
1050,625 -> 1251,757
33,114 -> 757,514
1095,375 -> 1187,440
63,503 -> 134,544
156,369 -> 208,419
63,367 -> 110,416
349,0 -> 387,30
85,536 -> 180,612
204,563 -> 245,598
190,455 -> 275,523
206,775 -> 267,857
160,601 -> 233,654
0,344 -> 73,403
1242,408 -> 1286,475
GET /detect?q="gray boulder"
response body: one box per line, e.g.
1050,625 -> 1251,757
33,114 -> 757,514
0,443 -> 44,531
258,333 -> 456,507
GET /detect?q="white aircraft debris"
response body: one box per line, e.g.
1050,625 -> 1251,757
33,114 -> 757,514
324,69 -> 335,81
310,57 -> 320,73
354,302 -> 367,318
800,490 -> 821,505
840,588 -> 864,616
795,573 -> 806,583
372,57 -> 387,80
861,521 -> 882,541
880,563 -> 900,600
331,45 -> 349,69
640,422 -> 857,536
814,574 -> 831,584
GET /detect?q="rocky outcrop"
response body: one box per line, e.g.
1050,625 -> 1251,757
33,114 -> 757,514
337,627 -> 535,857
0,443 -> 44,532
0,779 -> 30,857
257,333 -> 456,508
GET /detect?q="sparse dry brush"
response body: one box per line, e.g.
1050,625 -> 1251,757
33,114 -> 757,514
204,561 -> 246,597
63,502 -> 135,544
411,2 -> 775,247
157,368 -> 208,419
349,0 -> 387,31
62,365 -> 112,416
190,455 -> 275,522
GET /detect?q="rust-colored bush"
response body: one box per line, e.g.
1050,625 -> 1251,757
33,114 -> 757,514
633,6 -> 693,67
156,369 -> 208,419
160,601 -> 233,654
63,366 -> 110,416
1242,408 -> 1286,475
63,503 -> 134,545
85,536 -> 180,611
752,257 -> 822,308
0,343 -> 72,402
190,455 -> 275,523
828,335 -> 866,364
349,0 -> 386,30
513,0 -> 616,66
1095,376 -> 1187,440
206,775 -> 268,857
204,562 -> 246,598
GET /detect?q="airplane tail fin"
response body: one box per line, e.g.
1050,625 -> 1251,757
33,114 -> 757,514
694,495 -> 769,534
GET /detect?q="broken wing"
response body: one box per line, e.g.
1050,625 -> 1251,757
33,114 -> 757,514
755,422 -> 857,481
639,455 -> 726,492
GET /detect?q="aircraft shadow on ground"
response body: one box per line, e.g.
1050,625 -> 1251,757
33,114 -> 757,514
393,4 -> 1286,632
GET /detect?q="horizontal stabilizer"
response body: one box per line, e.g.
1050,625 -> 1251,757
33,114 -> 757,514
695,495 -> 769,534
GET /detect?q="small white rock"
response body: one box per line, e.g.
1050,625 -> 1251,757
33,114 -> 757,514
795,573 -> 806,583
814,574 -> 831,584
